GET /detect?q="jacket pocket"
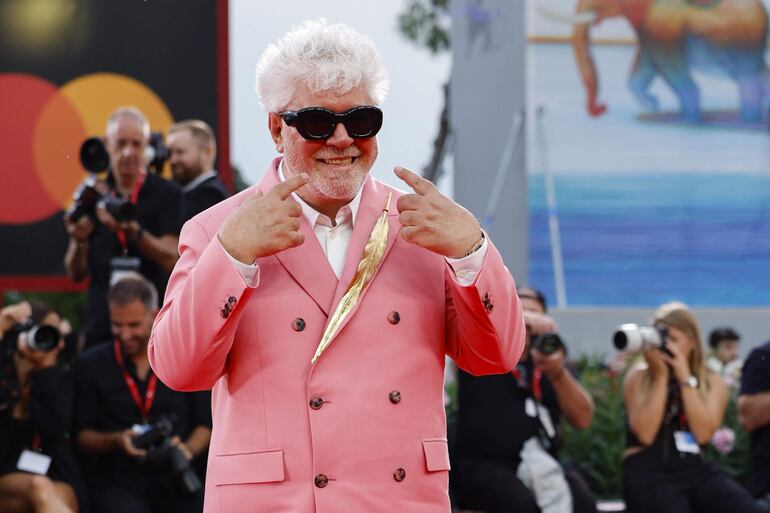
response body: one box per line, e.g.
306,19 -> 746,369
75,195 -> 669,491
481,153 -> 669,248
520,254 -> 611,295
422,438 -> 450,472
211,448 -> 285,485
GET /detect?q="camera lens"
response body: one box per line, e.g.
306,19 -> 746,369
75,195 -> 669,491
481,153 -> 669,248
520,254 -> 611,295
26,325 -> 60,352
535,333 -> 563,355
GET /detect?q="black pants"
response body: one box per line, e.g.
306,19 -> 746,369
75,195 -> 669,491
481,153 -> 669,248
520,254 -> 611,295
450,457 -> 597,513
623,450 -> 764,513
92,482 -> 203,513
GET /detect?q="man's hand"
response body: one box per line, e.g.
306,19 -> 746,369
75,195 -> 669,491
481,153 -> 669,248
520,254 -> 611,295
95,202 -> 119,232
523,310 -> 558,337
170,435 -> 194,461
531,348 -> 566,382
0,301 -> 32,335
394,167 -> 481,258
218,174 -> 309,263
117,429 -> 147,458
64,215 -> 95,242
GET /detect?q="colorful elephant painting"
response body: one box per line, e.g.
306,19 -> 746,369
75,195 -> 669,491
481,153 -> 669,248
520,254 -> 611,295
572,0 -> 769,122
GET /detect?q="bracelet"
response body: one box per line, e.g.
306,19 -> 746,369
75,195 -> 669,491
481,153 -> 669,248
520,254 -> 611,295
463,232 -> 485,258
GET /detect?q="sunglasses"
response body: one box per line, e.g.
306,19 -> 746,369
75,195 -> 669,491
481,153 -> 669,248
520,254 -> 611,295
279,106 -> 383,141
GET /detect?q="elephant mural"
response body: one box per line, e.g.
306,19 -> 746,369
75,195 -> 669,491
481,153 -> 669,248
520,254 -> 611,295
572,0 -> 769,122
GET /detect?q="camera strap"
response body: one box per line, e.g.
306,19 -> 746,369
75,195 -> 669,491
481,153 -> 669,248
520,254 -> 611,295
511,366 -> 543,402
113,340 -> 157,422
115,170 -> 146,252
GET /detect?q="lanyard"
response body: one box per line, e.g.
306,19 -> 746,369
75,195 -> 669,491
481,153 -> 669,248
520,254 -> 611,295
113,340 -> 157,422
511,366 -> 543,402
115,170 -> 146,252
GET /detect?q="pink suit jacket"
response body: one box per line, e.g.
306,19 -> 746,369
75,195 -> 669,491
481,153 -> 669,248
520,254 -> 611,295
149,158 -> 525,513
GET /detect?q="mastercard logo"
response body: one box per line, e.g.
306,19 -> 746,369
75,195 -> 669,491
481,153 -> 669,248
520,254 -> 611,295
0,72 -> 173,224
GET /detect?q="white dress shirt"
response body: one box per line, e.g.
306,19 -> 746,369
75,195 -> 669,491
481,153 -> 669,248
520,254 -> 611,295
221,161 -> 487,288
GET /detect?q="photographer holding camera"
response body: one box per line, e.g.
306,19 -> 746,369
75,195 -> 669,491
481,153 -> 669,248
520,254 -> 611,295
74,274 -> 211,513
451,286 -> 596,513
0,301 -> 86,513
64,107 -> 182,350
621,302 -> 762,513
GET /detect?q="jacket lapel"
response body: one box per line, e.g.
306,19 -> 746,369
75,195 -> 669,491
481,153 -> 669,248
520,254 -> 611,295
322,177 -> 400,344
263,159 -> 338,316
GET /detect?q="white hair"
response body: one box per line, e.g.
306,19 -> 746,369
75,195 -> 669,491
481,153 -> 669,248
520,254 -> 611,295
106,106 -> 150,138
255,18 -> 389,112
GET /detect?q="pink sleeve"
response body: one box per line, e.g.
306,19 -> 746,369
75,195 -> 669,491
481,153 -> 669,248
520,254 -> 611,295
444,238 -> 526,376
148,220 -> 252,391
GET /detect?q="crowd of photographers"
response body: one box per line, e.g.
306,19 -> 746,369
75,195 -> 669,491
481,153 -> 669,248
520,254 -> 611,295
1,107 -> 228,513
2,105 -> 770,513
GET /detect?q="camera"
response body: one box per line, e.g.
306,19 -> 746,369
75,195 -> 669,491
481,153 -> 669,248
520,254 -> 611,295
613,324 -> 670,354
145,131 -> 169,174
100,196 -> 137,223
2,320 -> 60,352
65,137 -> 110,222
131,416 -> 203,496
532,332 -> 564,356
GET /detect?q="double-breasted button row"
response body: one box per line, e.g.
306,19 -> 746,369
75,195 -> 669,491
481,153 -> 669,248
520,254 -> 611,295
315,474 -> 328,488
221,296 -> 237,318
309,397 -> 324,410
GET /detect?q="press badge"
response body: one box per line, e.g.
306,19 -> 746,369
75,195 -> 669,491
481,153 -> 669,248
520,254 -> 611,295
17,450 -> 51,475
674,431 -> 700,454
110,256 -> 141,286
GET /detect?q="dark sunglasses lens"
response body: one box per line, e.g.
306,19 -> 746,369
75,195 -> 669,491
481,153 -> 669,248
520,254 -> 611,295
298,111 -> 335,139
344,109 -> 379,137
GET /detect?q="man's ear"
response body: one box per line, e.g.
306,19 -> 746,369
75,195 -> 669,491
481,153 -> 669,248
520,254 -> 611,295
268,113 -> 284,153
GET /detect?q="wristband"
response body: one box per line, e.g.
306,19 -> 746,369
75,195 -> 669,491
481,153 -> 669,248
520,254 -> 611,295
463,232 -> 485,258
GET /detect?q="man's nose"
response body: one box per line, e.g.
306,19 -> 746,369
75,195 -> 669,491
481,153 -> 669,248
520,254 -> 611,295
325,122 -> 354,148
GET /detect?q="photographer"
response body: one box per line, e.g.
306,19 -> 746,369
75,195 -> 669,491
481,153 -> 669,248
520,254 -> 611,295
167,119 -> 230,221
451,287 -> 596,513
706,326 -> 742,386
621,302 -> 761,513
74,274 -> 211,513
0,301 -> 86,513
738,339 -> 770,511
63,107 -> 182,350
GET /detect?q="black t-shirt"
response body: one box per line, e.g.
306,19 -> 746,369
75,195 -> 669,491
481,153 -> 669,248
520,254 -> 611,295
73,342 -> 211,493
182,174 -> 230,221
740,339 -> 770,496
453,359 -> 562,465
83,172 -> 182,346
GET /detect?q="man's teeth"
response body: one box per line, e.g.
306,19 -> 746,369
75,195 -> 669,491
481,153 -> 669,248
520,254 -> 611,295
321,157 -> 353,165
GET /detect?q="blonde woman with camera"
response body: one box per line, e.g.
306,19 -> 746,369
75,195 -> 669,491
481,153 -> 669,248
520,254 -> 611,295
621,302 -> 761,513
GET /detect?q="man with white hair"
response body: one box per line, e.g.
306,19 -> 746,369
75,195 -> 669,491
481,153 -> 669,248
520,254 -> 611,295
149,19 -> 526,513
64,107 -> 182,350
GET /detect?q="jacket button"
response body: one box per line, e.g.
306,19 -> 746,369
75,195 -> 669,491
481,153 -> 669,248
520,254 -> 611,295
228,296 -> 237,306
309,397 -> 324,410
292,318 -> 306,331
389,391 -> 401,404
387,311 -> 400,324
393,468 -> 406,482
315,474 -> 328,488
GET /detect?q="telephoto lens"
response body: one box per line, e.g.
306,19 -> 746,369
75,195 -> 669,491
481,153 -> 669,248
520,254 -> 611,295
612,324 -> 669,354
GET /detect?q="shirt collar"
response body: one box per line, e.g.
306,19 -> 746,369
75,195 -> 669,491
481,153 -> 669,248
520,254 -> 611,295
278,160 -> 363,227
181,170 -> 217,193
